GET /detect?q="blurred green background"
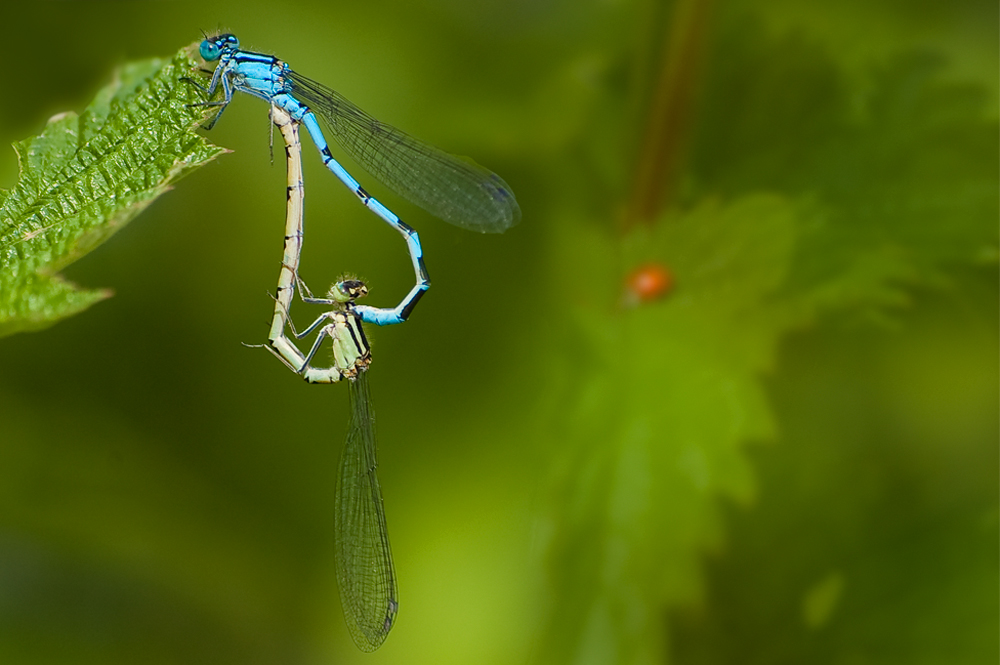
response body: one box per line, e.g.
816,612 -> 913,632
0,1 -> 996,664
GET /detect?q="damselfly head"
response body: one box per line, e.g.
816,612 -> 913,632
331,280 -> 368,303
200,34 -> 239,62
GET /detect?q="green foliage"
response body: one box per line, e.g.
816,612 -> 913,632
672,271 -> 999,665
0,2 -> 995,665
691,28 -> 999,317
0,46 -> 224,337
536,14 -> 998,664
541,196 -> 797,663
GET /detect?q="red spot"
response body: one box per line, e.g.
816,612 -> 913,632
625,263 -> 673,304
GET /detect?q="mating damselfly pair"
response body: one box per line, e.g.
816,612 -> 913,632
187,33 -> 520,651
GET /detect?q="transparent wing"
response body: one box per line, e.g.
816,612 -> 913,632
289,70 -> 521,233
335,371 -> 398,651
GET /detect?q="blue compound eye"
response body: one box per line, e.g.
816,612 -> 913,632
200,40 -> 221,61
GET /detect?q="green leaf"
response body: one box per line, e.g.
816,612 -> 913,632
691,27 -> 999,320
540,195 -> 801,665
671,271 -> 999,665
536,22 -> 997,663
0,45 -> 225,338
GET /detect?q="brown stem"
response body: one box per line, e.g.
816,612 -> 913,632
623,0 -> 713,229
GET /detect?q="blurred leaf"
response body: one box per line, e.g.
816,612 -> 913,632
692,24 -> 999,317
540,195 -> 799,665
0,45 -> 225,338
536,15 -> 998,664
671,268 -> 999,664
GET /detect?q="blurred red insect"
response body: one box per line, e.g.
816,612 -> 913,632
623,263 -> 673,307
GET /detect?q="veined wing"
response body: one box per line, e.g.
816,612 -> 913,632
335,371 -> 398,651
289,71 -> 520,233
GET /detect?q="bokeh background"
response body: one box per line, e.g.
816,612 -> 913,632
1,1 -> 996,664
